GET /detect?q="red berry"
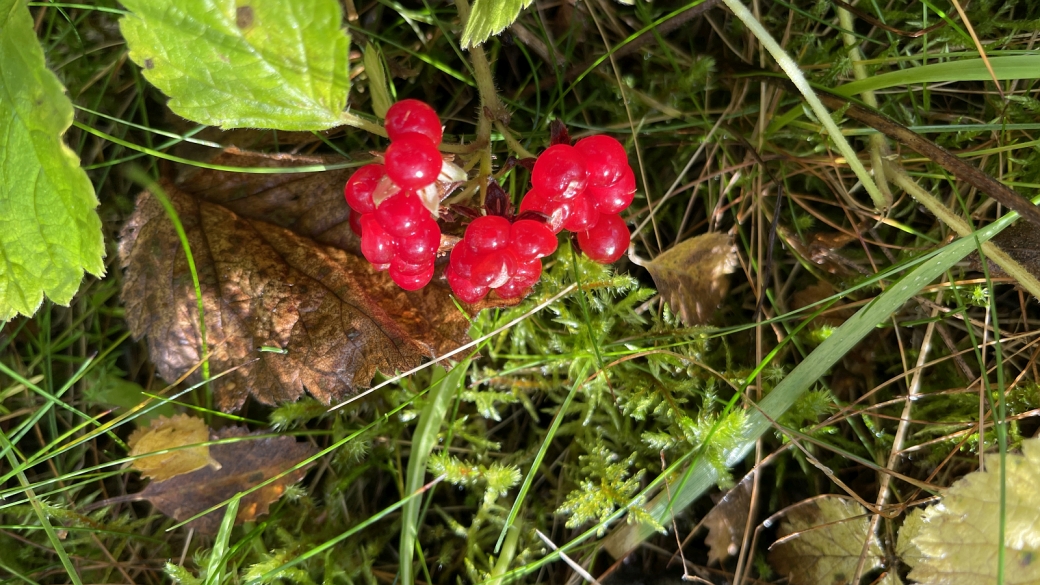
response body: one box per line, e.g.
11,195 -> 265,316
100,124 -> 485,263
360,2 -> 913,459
385,99 -> 443,144
449,241 -> 482,279
574,135 -> 628,187
446,265 -> 489,303
587,166 -> 636,214
375,191 -> 430,237
396,219 -> 441,264
385,133 -> 442,190
344,163 -> 386,214
389,256 -> 435,291
561,193 -> 600,233
471,250 -> 517,289
508,219 -> 557,260
494,279 -> 528,299
532,144 -> 587,201
511,257 -> 542,288
577,214 -> 630,264
360,213 -> 395,265
519,188 -> 568,234
465,215 -> 512,253
349,209 -> 364,236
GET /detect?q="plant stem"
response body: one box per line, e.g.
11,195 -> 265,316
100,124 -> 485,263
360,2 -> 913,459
719,0 -> 888,210
340,111 -> 387,138
495,121 -> 536,159
454,0 -> 511,201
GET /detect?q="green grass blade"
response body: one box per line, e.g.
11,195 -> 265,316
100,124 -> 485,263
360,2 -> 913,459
400,359 -> 470,585
603,210 -> 1019,555
835,55 -> 1040,97
204,496 -> 241,585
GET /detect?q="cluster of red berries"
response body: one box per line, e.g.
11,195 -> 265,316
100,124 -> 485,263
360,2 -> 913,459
445,217 -> 558,302
520,136 -> 634,264
343,99 -> 637,302
344,99 -> 445,290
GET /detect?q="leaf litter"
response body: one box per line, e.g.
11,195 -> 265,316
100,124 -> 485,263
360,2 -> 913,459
127,413 -> 220,481
98,419 -> 316,534
635,232 -> 737,326
119,150 -> 472,411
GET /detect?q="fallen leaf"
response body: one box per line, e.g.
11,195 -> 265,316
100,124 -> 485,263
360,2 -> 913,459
768,496 -> 885,585
137,426 -> 316,534
790,281 -> 853,330
702,473 -> 753,565
127,414 -> 220,481
967,221 -> 1040,279
899,437 -> 1040,585
119,155 -> 472,411
640,232 -> 737,326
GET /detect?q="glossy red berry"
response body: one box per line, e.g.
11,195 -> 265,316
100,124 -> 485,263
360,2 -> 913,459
344,163 -> 386,214
532,144 -> 587,201
465,215 -> 512,253
471,250 -> 517,289
561,193 -> 600,233
494,279 -> 528,299
587,166 -> 636,214
519,188 -> 568,234
395,219 -> 441,264
385,99 -> 443,144
511,257 -> 542,288
574,135 -> 628,187
449,241 -> 482,279
360,213 -> 395,265
577,213 -> 629,264
375,191 -> 430,237
349,209 -> 364,236
384,133 -> 442,190
446,265 -> 489,303
389,257 -> 435,291
508,219 -> 557,260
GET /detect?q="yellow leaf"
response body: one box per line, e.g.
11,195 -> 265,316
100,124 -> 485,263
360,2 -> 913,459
640,233 -> 737,326
768,496 -> 885,585
127,414 -> 220,481
901,438 -> 1040,585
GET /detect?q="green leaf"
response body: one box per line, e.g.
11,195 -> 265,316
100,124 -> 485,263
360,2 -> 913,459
835,56 -> 1040,97
461,0 -> 533,48
363,43 -> 392,119
119,0 -> 351,130
0,0 -> 105,321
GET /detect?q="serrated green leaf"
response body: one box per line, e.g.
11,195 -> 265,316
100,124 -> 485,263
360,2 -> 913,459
461,0 -> 533,48
363,43 -> 392,119
119,0 -> 351,130
0,0 -> 105,321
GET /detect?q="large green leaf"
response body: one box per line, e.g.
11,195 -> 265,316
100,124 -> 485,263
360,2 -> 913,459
119,0 -> 351,130
0,0 -> 105,321
461,0 -> 533,48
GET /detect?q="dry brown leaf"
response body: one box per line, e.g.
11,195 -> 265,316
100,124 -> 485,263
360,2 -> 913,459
127,414 -> 220,481
790,281 -> 853,330
641,232 -> 737,326
119,151 -> 472,411
968,221 -> 1040,279
702,473 -> 753,565
768,496 -> 885,585
137,426 -> 316,534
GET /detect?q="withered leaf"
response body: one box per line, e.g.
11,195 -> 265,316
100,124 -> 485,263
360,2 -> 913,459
641,232 -> 737,326
768,496 -> 885,585
967,221 -> 1040,279
138,426 -> 315,534
127,414 -> 220,481
120,151 -> 471,411
701,473 -> 753,565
